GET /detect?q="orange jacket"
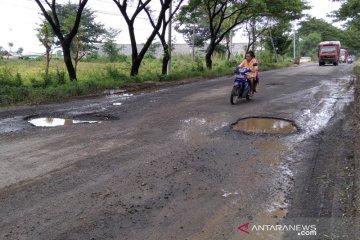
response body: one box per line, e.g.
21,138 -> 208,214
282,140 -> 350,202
239,58 -> 258,78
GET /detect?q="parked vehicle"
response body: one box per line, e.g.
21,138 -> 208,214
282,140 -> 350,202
339,48 -> 349,63
230,66 -> 252,105
318,41 -> 341,66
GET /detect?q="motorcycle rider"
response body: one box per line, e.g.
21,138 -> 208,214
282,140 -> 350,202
239,51 -> 259,96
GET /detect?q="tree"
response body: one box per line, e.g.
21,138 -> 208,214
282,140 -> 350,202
177,0 -> 308,69
341,27 -> 360,53
298,32 -> 322,60
177,0 -> 254,69
265,22 -> 293,62
113,0 -> 171,76
143,0 -> 184,74
332,0 -> 360,52
38,3 -> 106,74
224,29 -> 235,60
332,0 -> 360,22
0,46 -> 4,59
175,19 -> 210,48
297,17 -> 343,41
55,3 -> 106,72
244,17 -> 271,53
7,42 -> 14,59
16,47 -> 24,56
35,0 -> 89,81
297,17 -> 353,54
244,0 -> 308,55
145,41 -> 161,59
8,42 -> 13,53
36,20 -> 56,78
175,17 -> 210,62
102,28 -> 121,62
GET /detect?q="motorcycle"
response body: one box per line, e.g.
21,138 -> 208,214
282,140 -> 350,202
230,66 -> 252,104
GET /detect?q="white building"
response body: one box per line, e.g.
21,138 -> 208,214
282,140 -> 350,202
97,43 -> 248,58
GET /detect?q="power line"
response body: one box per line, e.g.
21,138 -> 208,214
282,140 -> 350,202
1,1 -> 152,21
22,0 -> 161,14
94,10 -> 150,20
1,1 -> 162,33
91,0 -> 161,13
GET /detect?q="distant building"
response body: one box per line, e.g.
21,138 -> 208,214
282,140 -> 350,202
3,51 -> 22,59
97,43 -> 248,58
22,52 -> 44,60
48,42 -> 249,59
300,57 -> 312,63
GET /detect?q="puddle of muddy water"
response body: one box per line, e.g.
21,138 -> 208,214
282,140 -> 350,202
28,117 -> 100,127
107,93 -> 134,99
233,117 -> 298,134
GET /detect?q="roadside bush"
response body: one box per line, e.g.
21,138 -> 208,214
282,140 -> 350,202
116,54 -> 128,62
36,69 -> 67,88
0,86 -> 29,105
354,65 -> 360,75
0,94 -> 12,105
56,69 -> 66,85
226,59 -> 238,67
30,78 -> 45,88
258,50 -> 275,64
85,52 -> 100,61
105,66 -> 128,81
43,74 -> 53,87
233,53 -> 244,61
191,56 -> 204,72
0,67 -> 23,87
82,80 -> 100,93
14,73 -> 23,87
43,86 -> 64,99
0,54 -> 293,106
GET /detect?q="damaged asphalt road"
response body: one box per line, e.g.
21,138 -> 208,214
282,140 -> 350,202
0,63 -> 359,239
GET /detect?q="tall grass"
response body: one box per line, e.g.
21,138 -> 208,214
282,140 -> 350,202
354,63 -> 360,75
0,56 -> 234,106
0,54 -> 295,106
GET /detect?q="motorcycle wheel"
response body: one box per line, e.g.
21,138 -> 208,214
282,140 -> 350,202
230,86 -> 240,105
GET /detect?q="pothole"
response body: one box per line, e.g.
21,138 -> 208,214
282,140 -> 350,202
232,117 -> 298,134
28,117 -> 100,127
72,113 -> 118,121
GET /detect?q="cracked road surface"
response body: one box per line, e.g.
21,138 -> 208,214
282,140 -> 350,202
0,63 -> 359,239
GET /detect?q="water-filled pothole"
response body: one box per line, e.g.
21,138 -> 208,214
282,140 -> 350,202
232,117 -> 298,134
28,117 -> 100,127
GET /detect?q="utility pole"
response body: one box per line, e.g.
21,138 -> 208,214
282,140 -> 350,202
167,0 -> 172,75
293,21 -> 296,62
192,25 -> 195,62
230,30 -> 233,60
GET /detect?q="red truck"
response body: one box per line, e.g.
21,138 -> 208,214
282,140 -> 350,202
318,41 -> 341,66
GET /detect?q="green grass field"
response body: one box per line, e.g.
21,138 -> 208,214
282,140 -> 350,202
0,54 -> 292,106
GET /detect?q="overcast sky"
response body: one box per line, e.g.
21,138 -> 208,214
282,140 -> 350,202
0,0 -> 342,54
